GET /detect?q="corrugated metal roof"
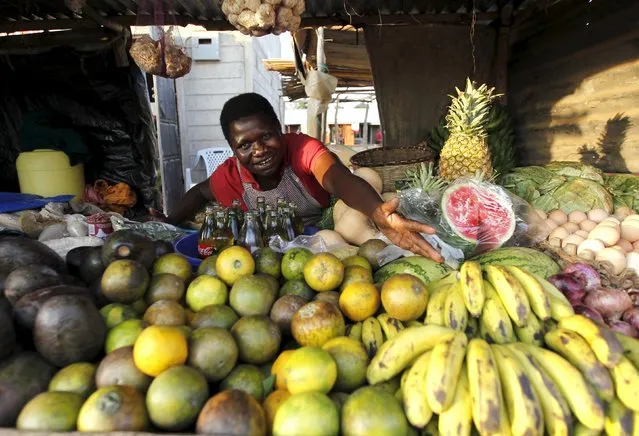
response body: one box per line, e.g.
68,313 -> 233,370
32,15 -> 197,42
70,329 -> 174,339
0,0 -> 542,31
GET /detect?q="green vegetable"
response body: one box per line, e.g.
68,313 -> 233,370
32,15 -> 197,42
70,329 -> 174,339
604,174 -> 639,211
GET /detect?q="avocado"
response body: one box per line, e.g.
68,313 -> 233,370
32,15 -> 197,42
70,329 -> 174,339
101,230 -> 156,270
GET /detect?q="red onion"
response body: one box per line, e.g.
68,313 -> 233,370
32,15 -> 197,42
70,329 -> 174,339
573,304 -> 606,325
628,291 -> 639,306
563,263 -> 601,292
608,320 -> 639,339
583,288 -> 633,321
621,307 -> 639,331
547,274 -> 586,304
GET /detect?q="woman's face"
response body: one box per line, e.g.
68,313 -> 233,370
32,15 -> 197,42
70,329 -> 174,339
228,114 -> 284,177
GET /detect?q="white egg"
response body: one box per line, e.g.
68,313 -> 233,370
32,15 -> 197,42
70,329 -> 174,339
575,230 -> 589,239
561,222 -> 580,234
596,247 -> 627,274
579,220 -> 597,232
578,238 -> 605,257
626,252 -> 639,273
617,239 -> 634,253
562,234 -> 585,248
545,219 -> 559,231
549,227 -> 569,241
568,211 -> 587,224
633,240 -> 639,252
549,210 -> 568,225
596,221 -> 620,230
589,226 -> 621,246
602,216 -> 622,225
587,209 -> 609,223
624,214 -> 639,222
535,209 -> 548,220
621,220 -> 639,242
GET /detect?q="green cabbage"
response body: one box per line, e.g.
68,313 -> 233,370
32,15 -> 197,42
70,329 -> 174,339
501,163 -> 614,213
604,174 -> 639,211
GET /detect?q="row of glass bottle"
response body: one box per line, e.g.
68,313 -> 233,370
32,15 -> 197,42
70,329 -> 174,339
197,197 -> 302,258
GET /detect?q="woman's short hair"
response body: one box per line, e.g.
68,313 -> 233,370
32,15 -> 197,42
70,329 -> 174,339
220,93 -> 280,141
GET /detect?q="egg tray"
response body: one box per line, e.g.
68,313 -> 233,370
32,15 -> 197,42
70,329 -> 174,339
537,241 -> 639,290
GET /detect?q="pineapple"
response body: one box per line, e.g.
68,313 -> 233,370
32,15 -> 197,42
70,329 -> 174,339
438,79 -> 500,181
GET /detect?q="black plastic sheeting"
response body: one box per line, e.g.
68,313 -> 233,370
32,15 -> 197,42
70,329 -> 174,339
0,47 -> 159,212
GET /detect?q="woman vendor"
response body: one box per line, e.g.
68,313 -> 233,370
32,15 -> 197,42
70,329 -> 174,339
154,93 -> 442,262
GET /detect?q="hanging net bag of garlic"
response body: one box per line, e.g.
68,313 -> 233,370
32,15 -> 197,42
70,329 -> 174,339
129,0 -> 192,79
221,0 -> 305,37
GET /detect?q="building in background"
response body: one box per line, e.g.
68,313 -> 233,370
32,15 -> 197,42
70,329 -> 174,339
136,25 -> 284,188
284,97 -> 381,146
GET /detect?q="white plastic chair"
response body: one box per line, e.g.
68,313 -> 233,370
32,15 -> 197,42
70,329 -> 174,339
184,146 -> 234,191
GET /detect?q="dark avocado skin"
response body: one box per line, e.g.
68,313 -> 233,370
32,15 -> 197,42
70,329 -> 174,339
101,230 -> 156,270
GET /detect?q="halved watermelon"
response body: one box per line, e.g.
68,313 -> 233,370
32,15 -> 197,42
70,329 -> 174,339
440,182 -> 516,254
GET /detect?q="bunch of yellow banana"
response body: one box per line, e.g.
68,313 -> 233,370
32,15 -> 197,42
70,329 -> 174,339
365,314 -> 639,436
347,312 -> 411,358
425,261 -> 575,346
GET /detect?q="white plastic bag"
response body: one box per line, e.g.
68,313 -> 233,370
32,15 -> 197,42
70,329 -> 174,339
305,70 -> 338,117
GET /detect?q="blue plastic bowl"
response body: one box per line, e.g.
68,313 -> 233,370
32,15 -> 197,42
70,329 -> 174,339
174,233 -> 202,269
173,226 -> 321,270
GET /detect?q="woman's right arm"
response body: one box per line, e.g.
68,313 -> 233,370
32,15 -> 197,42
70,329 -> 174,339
164,179 -> 214,226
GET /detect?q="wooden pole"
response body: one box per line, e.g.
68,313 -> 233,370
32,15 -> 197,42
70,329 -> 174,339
491,3 -> 513,102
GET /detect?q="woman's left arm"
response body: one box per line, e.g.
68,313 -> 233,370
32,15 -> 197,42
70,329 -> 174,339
313,152 -> 443,262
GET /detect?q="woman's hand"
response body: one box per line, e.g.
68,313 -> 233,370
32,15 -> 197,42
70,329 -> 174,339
371,198 -> 444,263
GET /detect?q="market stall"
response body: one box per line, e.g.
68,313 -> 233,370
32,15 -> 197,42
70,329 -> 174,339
2,0 -> 639,435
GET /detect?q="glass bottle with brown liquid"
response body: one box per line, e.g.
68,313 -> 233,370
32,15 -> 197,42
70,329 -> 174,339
239,212 -> 264,251
209,210 -> 234,254
198,204 -> 217,259
256,196 -> 267,227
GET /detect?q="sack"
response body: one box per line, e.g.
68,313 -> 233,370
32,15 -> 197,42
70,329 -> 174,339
221,0 -> 305,37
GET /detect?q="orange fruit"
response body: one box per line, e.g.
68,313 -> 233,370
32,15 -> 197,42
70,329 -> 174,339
133,326 -> 188,377
215,246 -> 255,286
185,275 -> 228,311
339,282 -> 380,322
282,347 -> 337,395
339,265 -> 373,292
272,392 -> 339,436
343,255 -> 372,272
303,253 -> 344,292
291,300 -> 345,348
263,390 -> 291,431
380,274 -> 429,321
152,254 -> 192,282
322,337 -> 369,392
271,350 -> 295,391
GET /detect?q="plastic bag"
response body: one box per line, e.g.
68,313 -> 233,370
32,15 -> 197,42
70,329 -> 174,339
268,234 -> 359,259
129,1 -> 192,79
110,215 -> 188,242
305,70 -> 338,117
221,0 -> 304,37
398,176 -> 552,260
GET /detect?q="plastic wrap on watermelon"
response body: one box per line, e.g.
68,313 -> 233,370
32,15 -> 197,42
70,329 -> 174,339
398,176 -> 551,259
